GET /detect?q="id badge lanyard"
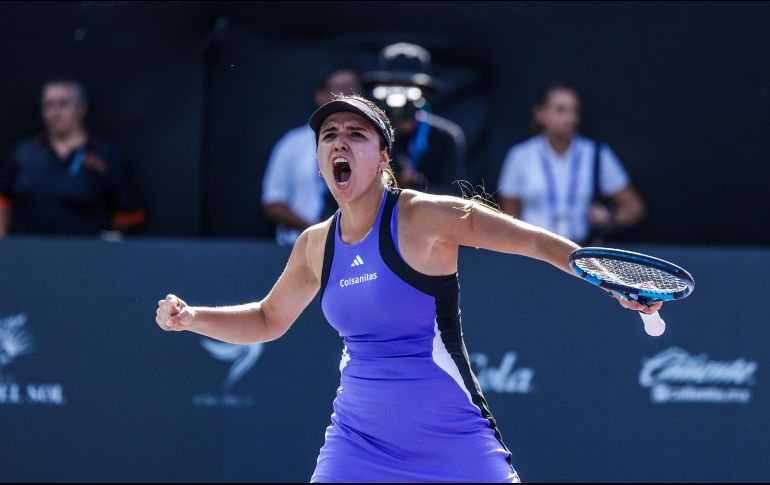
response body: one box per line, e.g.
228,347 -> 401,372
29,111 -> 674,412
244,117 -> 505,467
69,148 -> 87,177
539,137 -> 581,238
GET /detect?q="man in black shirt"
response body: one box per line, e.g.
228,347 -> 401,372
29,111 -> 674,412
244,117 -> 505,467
363,43 -> 466,196
0,80 -> 143,237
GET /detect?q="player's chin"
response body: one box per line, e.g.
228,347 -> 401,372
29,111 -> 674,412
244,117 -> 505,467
330,178 -> 358,202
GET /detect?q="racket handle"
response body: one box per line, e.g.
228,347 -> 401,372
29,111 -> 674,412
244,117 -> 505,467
640,311 -> 665,337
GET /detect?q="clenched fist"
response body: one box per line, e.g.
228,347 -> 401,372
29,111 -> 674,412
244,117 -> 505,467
156,294 -> 196,331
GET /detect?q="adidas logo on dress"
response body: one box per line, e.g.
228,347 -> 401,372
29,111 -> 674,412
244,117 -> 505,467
351,255 -> 365,267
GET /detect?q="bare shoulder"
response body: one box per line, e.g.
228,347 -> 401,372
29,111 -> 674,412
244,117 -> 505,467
303,216 -> 333,249
298,216 -> 335,280
398,189 -> 472,231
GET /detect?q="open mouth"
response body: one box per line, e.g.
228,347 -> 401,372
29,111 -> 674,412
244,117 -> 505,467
333,157 -> 352,186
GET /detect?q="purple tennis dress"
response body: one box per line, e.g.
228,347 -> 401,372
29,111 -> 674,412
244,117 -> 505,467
311,188 -> 519,483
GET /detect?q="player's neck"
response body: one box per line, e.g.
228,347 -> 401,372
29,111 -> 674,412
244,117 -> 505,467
337,184 -> 385,244
545,133 -> 573,156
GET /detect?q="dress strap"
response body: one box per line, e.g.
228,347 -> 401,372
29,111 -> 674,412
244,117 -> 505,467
378,188 -> 457,297
319,212 -> 338,302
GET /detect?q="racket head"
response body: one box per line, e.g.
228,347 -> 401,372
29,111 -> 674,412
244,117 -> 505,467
568,247 -> 695,305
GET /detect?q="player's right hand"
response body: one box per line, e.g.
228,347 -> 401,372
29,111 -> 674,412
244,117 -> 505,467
156,294 -> 196,331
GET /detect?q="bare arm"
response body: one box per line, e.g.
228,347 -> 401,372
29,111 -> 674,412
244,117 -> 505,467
156,227 -> 322,343
264,202 -> 313,231
411,193 -> 661,314
0,207 -> 10,237
608,185 -> 645,227
418,193 -> 579,275
589,185 -> 646,232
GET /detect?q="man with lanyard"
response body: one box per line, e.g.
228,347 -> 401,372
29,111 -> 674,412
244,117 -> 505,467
497,82 -> 645,245
538,135 -> 583,239
0,79 -> 144,238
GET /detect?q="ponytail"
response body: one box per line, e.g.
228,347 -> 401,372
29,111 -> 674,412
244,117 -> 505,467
382,165 -> 399,188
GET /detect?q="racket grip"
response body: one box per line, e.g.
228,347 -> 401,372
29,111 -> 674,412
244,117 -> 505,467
640,311 -> 665,337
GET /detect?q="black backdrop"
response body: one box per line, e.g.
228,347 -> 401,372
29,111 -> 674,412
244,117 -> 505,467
0,2 -> 768,244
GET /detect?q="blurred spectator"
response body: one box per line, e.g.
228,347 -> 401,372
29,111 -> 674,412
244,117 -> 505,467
363,42 -> 466,196
0,79 -> 144,238
262,64 -> 360,246
498,82 -> 645,245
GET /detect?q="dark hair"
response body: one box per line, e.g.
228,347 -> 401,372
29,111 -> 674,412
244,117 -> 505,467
529,81 -> 579,134
41,79 -> 88,105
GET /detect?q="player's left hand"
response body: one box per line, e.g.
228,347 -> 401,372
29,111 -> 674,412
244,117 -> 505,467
610,292 -> 663,315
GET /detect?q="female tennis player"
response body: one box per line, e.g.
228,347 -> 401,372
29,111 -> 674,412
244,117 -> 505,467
155,95 -> 661,483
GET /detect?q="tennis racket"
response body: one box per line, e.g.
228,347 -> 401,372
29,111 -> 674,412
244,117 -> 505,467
568,247 -> 695,336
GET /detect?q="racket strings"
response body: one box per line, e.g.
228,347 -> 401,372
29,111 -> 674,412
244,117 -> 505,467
575,257 -> 689,294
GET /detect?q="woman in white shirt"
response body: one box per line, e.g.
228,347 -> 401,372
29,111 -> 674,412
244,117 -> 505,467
498,83 -> 645,245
